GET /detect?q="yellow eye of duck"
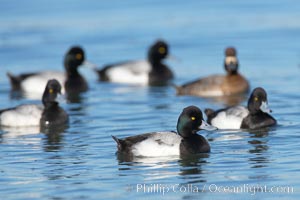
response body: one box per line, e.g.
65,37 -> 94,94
158,47 -> 166,54
76,53 -> 82,60
254,97 -> 259,101
49,88 -> 54,94
191,116 -> 196,121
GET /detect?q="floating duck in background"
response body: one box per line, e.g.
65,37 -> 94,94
96,40 -> 174,86
175,47 -> 249,97
112,106 -> 216,158
205,87 -> 277,130
7,46 -> 91,98
0,79 -> 68,128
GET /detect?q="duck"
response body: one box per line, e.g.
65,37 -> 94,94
205,87 -> 277,130
7,46 -> 89,98
112,106 -> 216,157
0,79 -> 68,127
176,47 -> 249,97
95,40 -> 174,86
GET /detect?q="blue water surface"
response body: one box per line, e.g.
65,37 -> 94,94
0,0 -> 300,199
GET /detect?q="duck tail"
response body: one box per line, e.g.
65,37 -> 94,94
112,135 -> 123,151
171,83 -> 182,95
7,72 -> 21,90
204,108 -> 215,124
95,65 -> 110,81
204,108 -> 214,117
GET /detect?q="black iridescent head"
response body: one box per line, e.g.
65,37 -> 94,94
64,46 -> 85,73
42,79 -> 62,106
147,40 -> 169,63
176,106 -> 216,138
248,87 -> 272,114
224,47 -> 239,75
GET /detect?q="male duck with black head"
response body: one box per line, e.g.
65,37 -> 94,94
96,40 -> 174,86
205,87 -> 276,130
176,47 -> 249,97
0,79 -> 68,128
112,106 -> 216,158
7,46 -> 90,98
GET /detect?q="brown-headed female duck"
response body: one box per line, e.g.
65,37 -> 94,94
176,47 -> 249,97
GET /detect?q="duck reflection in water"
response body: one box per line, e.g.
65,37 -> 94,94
175,47 -> 249,105
41,124 -> 68,152
247,127 -> 273,169
0,124 -> 67,153
178,153 -> 210,177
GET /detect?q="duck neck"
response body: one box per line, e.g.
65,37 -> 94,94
148,52 -> 164,65
250,109 -> 265,116
65,61 -> 80,77
177,119 -> 195,138
248,103 -> 262,115
149,59 -> 167,74
224,61 -> 239,75
228,71 -> 238,75
43,101 -> 59,110
149,56 -> 161,63
225,67 -> 239,76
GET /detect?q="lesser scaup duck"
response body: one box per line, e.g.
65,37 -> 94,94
205,87 -> 276,129
96,40 -> 174,86
176,47 -> 249,97
7,46 -> 89,97
0,79 -> 68,127
112,106 -> 216,157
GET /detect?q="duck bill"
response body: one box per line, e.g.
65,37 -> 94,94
82,60 -> 98,70
260,101 -> 272,113
199,120 -> 217,131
